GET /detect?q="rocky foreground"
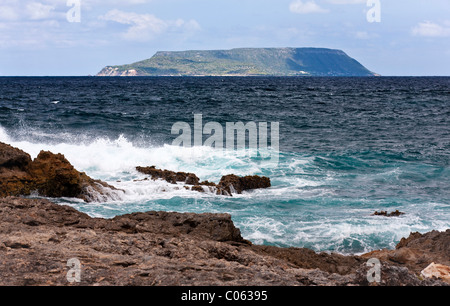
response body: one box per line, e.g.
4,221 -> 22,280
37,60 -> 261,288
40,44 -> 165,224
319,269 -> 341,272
0,196 -> 448,286
1,141 -> 449,286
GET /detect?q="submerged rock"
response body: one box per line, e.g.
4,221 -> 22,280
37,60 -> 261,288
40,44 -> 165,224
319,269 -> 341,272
372,210 -> 405,217
0,142 -> 119,202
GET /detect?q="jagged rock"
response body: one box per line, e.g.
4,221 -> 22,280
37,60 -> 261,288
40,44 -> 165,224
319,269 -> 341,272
136,166 -> 200,185
0,170 -> 34,199
136,166 -> 271,196
191,185 -> 205,193
251,245 -> 364,275
0,142 -> 119,202
199,180 -> 216,187
28,151 -> 87,199
362,230 -> 450,275
0,142 -> 32,170
216,174 -> 271,195
0,143 -> 35,198
29,151 -> 119,202
353,261 -> 446,286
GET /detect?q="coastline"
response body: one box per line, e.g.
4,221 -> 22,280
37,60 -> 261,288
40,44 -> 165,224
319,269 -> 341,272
0,141 -> 449,286
0,196 -> 448,286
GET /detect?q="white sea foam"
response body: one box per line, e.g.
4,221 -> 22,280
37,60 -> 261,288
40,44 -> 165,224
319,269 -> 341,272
0,126 -> 10,143
235,202 -> 450,255
2,125 -> 447,253
0,126 -> 275,202
240,217 -> 287,245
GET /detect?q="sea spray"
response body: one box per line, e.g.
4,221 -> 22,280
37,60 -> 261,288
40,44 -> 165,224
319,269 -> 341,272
172,114 -> 280,168
1,77 -> 449,254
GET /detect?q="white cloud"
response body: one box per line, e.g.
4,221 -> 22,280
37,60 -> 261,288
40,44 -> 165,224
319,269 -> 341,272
99,9 -> 200,41
100,9 -> 167,40
412,21 -> 450,38
0,1 -> 65,21
0,0 -> 151,22
327,0 -> 365,4
76,0 -> 152,10
26,2 -> 56,20
41,0 -> 151,7
88,0 -> 150,4
289,0 -> 328,14
0,4 -> 19,21
355,31 -> 370,39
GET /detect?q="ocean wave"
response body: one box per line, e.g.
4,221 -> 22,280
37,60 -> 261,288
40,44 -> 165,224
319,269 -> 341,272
1,124 -> 449,254
0,125 -> 278,197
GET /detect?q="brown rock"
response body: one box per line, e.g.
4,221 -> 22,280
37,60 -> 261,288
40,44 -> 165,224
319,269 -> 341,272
251,245 -> 364,275
0,170 -> 35,198
28,151 -> 85,199
217,174 -> 271,195
421,263 -> 450,283
0,142 -> 119,202
191,185 -> 205,193
0,142 -> 32,170
136,166 -> 200,185
199,180 -> 216,187
362,230 -> 450,275
0,143 -> 35,198
353,261 -> 445,286
136,166 -> 271,196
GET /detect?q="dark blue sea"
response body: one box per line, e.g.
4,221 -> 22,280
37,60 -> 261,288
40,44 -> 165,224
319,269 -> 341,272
1,76 -> 449,254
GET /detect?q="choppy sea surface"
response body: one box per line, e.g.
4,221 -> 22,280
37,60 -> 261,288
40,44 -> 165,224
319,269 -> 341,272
1,76 -> 449,254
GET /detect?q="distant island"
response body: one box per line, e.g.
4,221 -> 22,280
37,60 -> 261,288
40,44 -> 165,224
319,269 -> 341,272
96,47 -> 378,77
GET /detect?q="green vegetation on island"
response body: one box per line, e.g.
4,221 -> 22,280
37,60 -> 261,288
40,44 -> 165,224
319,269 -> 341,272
97,47 -> 378,77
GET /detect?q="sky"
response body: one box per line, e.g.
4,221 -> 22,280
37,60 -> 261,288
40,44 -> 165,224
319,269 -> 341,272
0,0 -> 449,76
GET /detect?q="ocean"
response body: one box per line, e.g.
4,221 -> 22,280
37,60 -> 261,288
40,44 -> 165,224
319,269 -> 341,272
0,76 -> 449,255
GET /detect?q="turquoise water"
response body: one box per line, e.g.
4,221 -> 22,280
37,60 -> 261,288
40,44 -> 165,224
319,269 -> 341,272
1,77 -> 449,254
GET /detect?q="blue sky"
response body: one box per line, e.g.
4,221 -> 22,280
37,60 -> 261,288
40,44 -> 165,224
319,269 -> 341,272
0,0 -> 449,76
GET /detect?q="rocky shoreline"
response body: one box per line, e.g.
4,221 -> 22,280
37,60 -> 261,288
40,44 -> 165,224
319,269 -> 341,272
0,142 -> 449,286
0,196 -> 448,286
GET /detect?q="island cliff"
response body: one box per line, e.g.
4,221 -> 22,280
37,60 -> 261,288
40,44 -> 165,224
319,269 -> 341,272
96,48 -> 378,77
